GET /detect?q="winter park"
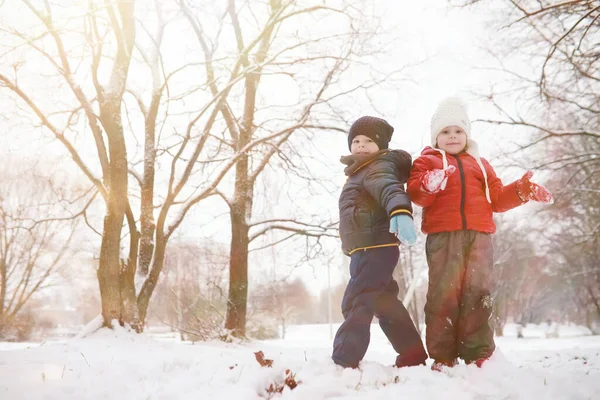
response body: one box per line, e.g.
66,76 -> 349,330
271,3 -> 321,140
0,0 -> 599,399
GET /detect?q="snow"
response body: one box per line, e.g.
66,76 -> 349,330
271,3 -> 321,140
73,314 -> 104,339
422,167 -> 456,193
0,323 -> 598,399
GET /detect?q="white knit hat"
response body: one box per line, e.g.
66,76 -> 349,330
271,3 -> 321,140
430,97 -> 471,144
430,97 -> 491,203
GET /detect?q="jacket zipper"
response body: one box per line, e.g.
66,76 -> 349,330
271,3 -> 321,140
453,155 -> 467,230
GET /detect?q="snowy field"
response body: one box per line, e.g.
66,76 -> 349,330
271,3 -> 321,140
0,323 -> 598,399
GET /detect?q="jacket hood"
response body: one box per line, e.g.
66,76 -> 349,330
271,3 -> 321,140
421,146 -> 440,156
420,146 -> 469,157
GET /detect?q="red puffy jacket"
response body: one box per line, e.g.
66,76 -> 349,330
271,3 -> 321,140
408,147 -> 523,234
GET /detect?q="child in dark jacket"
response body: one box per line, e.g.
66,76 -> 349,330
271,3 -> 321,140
407,97 -> 553,371
333,116 -> 428,369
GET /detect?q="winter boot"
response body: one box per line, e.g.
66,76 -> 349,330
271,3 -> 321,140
332,356 -> 359,369
431,358 -> 458,372
395,352 -> 428,368
395,359 -> 426,368
466,357 -> 489,368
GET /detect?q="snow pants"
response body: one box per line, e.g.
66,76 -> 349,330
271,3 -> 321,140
424,231 -> 495,363
332,246 -> 428,368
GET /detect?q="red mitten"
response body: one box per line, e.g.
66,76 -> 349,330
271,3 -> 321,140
421,165 -> 456,193
516,171 -> 554,204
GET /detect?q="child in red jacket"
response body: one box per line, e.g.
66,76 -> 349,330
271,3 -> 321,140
407,97 -> 553,371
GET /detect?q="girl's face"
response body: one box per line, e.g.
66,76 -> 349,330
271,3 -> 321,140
436,125 -> 467,154
351,134 -> 380,155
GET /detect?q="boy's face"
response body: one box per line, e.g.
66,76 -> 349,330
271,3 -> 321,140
351,134 -> 380,155
436,125 -> 467,154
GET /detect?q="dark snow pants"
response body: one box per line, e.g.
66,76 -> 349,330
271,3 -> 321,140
424,231 -> 495,363
332,246 -> 428,368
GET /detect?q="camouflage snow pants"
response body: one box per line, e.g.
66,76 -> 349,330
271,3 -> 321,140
424,231 -> 495,362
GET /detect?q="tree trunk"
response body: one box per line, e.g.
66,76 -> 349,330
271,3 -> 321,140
0,256 -> 6,318
121,207 -> 141,331
137,230 -> 167,325
585,282 -> 600,320
495,317 -> 505,337
138,180 -> 155,276
176,251 -> 185,341
138,92 -> 159,276
221,0 -> 280,338
97,94 -> 133,328
225,195 -> 250,337
0,255 -> 5,335
492,298 -> 505,337
97,207 -> 125,327
585,308 -> 593,332
95,0 -> 137,330
223,37 -> 257,337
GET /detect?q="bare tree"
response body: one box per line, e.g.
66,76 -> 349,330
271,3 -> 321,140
547,163 -> 600,325
452,0 -> 600,329
250,278 -> 314,339
0,0 -> 141,330
0,0 -> 399,337
318,282 -> 346,324
176,0 -> 386,337
0,165 -> 80,339
451,0 -> 599,166
148,240 -> 230,340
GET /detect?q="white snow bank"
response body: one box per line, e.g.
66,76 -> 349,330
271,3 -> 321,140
0,323 -> 598,399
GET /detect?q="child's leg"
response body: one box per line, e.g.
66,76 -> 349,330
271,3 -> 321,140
375,279 -> 428,366
424,232 -> 466,362
332,246 -> 399,368
457,232 -> 495,362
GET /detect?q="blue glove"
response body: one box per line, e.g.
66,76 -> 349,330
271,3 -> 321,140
389,214 -> 417,246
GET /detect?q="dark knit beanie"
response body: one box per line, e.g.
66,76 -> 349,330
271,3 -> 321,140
347,116 -> 394,151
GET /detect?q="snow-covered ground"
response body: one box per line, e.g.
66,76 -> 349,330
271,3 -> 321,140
0,323 -> 598,399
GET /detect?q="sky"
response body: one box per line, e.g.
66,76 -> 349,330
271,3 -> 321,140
0,0 -> 540,298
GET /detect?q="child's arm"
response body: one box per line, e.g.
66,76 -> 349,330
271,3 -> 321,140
407,156 -> 442,208
363,151 -> 413,218
483,159 -> 521,212
483,159 -> 553,212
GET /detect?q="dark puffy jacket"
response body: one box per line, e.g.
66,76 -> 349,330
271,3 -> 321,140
338,150 -> 413,255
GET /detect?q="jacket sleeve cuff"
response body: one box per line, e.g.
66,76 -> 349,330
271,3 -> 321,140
390,209 -> 413,219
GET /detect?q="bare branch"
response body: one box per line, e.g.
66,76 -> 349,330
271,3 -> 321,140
21,0 -> 110,180
249,221 -> 338,243
180,0 -> 240,143
0,73 -> 108,202
15,190 -> 98,229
